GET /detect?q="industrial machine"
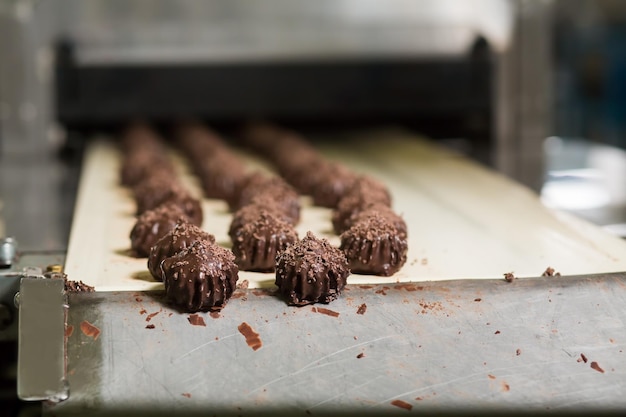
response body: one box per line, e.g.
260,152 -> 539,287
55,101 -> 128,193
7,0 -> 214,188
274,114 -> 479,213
4,1 -> 626,416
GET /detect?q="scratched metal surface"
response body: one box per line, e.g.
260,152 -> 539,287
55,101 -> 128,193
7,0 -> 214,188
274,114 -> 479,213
46,274 -> 626,416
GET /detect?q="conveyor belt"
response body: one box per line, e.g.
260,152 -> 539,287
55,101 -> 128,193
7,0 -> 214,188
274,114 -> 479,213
64,127 -> 626,291
47,274 -> 626,415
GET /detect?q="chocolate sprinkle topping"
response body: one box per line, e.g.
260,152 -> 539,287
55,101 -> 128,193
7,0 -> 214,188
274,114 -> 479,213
275,232 -> 350,306
148,219 -> 216,281
231,210 -> 299,272
340,212 -> 408,276
162,240 -> 239,312
130,203 -> 190,257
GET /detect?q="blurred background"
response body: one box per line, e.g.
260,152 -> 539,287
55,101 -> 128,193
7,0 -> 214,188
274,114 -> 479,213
2,0 -> 626,415
1,0 -> 626,249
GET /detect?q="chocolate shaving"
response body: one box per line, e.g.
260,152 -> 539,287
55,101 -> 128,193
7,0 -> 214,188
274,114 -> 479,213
390,400 -> 413,411
238,322 -> 262,351
356,303 -> 367,315
65,279 -> 95,293
590,361 -> 605,373
542,266 -> 561,277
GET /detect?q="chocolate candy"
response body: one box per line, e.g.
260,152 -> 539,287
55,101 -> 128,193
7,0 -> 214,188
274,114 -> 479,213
231,210 -> 298,272
275,232 -> 350,306
162,240 -> 239,312
232,174 -> 300,223
340,212 -> 408,276
130,203 -> 189,257
131,172 -> 202,226
147,219 -> 216,281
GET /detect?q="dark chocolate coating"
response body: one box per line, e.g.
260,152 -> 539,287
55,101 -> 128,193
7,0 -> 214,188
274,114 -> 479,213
231,210 -> 298,272
147,219 -> 216,281
172,193 -> 204,227
175,123 -> 225,166
133,176 -> 203,226
340,212 -> 408,276
162,240 -> 239,312
132,173 -> 181,213
332,183 -> 393,234
350,205 -> 408,240
229,201 -> 294,242
241,122 -> 317,162
275,232 -> 350,306
345,175 -> 392,206
120,151 -> 174,187
247,193 -> 299,225
130,204 -> 189,257
119,123 -> 176,186
309,162 -> 357,208
196,152 -> 248,205
232,174 -> 300,222
241,122 -> 327,194
272,148 -> 328,195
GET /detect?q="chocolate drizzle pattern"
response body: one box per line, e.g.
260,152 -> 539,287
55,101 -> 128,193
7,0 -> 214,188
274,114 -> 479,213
148,219 -> 216,281
162,240 -> 239,312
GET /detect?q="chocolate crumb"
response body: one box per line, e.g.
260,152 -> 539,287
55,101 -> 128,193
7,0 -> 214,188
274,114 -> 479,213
237,279 -> 249,290
474,298 -> 482,302
145,324 -> 155,329
188,314 -> 206,327
494,330 -> 501,334
590,361 -> 605,373
356,303 -> 367,315
504,272 -> 515,282
65,279 -> 95,293
581,353 -> 588,363
312,307 -> 340,317
80,320 -> 101,340
542,266 -> 560,277
238,322 -> 262,351
516,349 -> 522,356
390,400 -> 413,411
146,311 -> 159,322
356,353 -> 365,359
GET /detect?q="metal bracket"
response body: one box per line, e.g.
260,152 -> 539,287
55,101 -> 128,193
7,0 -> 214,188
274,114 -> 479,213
16,270 -> 69,402
0,237 -> 18,268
